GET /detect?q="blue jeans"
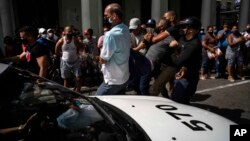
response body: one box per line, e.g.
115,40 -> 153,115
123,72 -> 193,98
139,72 -> 152,95
128,50 -> 152,95
171,78 -> 199,105
201,49 -> 214,73
96,80 -> 128,95
215,48 -> 226,77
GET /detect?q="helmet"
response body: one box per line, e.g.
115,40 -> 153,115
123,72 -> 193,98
146,19 -> 156,28
179,16 -> 201,30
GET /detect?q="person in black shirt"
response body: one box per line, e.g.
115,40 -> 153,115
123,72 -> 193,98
170,17 -> 202,104
149,16 -> 202,105
18,26 -> 50,79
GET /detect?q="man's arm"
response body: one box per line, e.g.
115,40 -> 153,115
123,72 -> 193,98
172,41 -> 199,68
99,57 -> 107,64
132,42 -> 146,52
74,38 -> 83,54
216,32 -> 224,40
151,31 -> 170,43
227,34 -> 244,47
99,34 -> 115,64
202,36 -> 216,53
55,38 -> 63,57
36,55 -> 48,78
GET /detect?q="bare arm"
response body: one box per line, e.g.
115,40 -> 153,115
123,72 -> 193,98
216,32 -> 224,40
55,38 -> 63,57
0,113 -> 37,135
99,57 -> 107,64
227,34 -> 244,47
74,38 -> 82,54
132,42 -> 146,52
202,39 -> 215,53
36,55 -> 48,78
151,31 -> 169,43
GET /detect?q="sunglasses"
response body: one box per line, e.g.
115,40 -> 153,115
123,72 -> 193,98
180,24 -> 189,29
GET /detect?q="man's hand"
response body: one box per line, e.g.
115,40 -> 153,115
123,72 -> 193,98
99,57 -> 107,64
143,33 -> 153,42
19,113 -> 38,131
175,67 -> 187,80
169,40 -> 178,48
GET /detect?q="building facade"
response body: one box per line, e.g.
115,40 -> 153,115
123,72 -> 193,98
1,0 -> 250,53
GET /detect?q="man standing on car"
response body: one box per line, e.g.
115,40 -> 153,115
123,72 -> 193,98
96,3 -> 131,95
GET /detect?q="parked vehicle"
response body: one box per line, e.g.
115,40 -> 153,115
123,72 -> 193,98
0,63 -> 236,141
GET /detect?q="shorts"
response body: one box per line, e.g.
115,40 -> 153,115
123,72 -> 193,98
227,55 -> 244,66
60,59 -> 82,79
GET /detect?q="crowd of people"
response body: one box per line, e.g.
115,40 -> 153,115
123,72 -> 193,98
1,3 -> 250,105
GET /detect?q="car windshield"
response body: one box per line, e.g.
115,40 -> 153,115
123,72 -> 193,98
91,97 -> 151,141
0,63 -> 148,141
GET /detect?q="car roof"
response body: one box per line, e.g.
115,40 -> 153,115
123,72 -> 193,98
96,95 -> 236,141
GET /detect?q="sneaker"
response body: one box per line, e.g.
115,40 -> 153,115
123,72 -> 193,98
228,76 -> 235,82
209,76 -> 216,79
214,74 -> 221,79
200,75 -> 206,80
241,77 -> 246,80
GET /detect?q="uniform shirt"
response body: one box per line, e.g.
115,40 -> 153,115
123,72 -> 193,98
100,23 -> 131,85
171,37 -> 202,80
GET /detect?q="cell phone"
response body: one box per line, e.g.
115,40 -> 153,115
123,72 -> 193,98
72,100 -> 81,108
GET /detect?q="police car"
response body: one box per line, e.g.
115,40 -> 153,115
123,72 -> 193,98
0,63 -> 236,141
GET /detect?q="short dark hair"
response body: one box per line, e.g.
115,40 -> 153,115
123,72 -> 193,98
207,25 -> 213,31
19,26 -> 38,38
87,28 -> 94,36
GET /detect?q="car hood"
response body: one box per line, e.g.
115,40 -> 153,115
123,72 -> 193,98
95,95 -> 235,141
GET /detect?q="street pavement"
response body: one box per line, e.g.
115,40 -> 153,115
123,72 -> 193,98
80,71 -> 250,125
191,75 -> 250,125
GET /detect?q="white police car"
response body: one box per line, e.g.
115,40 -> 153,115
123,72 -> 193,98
0,63 -> 235,141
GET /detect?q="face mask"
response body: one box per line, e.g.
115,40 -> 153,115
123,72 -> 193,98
104,17 -> 112,26
232,29 -> 239,34
179,29 -> 185,36
66,34 -> 73,38
108,17 -> 113,24
213,30 -> 217,33
41,34 -> 47,38
200,30 -> 204,34
48,33 -> 53,39
208,31 -> 213,34
21,39 -> 28,45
